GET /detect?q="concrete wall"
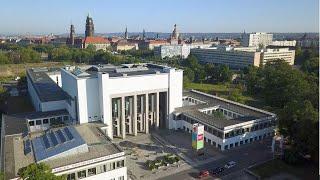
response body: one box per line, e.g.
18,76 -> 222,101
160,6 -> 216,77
166,69 -> 183,129
27,75 -> 41,111
48,73 -> 62,87
41,100 -> 66,112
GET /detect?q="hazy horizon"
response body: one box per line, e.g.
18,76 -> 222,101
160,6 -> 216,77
1,0 -> 319,34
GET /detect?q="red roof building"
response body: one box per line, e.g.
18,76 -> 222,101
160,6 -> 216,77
83,36 -> 110,51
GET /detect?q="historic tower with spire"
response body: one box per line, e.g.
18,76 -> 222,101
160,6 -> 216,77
170,24 -> 179,44
142,29 -> 146,40
85,14 -> 94,37
124,26 -> 128,39
70,24 -> 75,46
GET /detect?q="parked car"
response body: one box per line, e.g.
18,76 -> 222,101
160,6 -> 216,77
198,170 -> 210,178
212,167 -> 224,174
224,161 -> 236,169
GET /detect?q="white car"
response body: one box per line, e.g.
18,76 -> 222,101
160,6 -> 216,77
224,161 -> 236,169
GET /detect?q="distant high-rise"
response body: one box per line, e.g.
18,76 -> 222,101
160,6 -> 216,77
241,32 -> 273,47
85,14 -> 94,37
70,24 -> 75,45
124,26 -> 128,39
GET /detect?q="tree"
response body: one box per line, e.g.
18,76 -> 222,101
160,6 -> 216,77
301,57 -> 319,75
18,163 -> 65,180
0,52 -> 10,64
184,55 -> 200,69
218,65 -> 232,83
261,60 -> 310,109
183,68 -> 195,83
279,100 -> 319,163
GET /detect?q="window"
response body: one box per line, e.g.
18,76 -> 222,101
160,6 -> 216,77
63,116 -> 69,121
43,119 -> 49,124
118,176 -> 125,180
36,120 -> 42,125
88,167 -> 96,176
77,170 -> 86,179
67,173 -> 76,180
103,165 -> 107,172
29,121 -> 34,126
111,162 -> 116,170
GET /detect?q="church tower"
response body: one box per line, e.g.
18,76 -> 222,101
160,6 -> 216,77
85,14 -> 94,37
171,24 -> 179,40
170,24 -> 179,45
142,29 -> 146,40
70,24 -> 75,46
124,26 -> 128,39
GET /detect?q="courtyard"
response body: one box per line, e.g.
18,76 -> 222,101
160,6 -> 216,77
113,133 -> 187,180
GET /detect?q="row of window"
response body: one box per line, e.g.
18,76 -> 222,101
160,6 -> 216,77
28,116 -> 69,127
181,115 -> 275,139
66,160 -> 125,180
224,133 -> 273,150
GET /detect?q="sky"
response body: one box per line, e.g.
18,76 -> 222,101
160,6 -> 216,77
0,0 -> 319,34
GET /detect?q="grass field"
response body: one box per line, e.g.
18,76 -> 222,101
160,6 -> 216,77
0,62 -> 73,80
184,82 -> 262,105
249,159 -> 318,180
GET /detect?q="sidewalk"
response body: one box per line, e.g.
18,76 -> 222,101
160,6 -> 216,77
152,132 -> 220,167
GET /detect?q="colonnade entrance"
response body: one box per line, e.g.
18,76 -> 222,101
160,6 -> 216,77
112,91 -> 167,139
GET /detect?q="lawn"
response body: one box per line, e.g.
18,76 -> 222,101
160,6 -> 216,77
0,62 -> 71,80
184,82 -> 262,106
249,159 -> 318,180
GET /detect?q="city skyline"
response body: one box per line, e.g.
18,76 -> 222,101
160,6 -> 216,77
0,0 -> 319,34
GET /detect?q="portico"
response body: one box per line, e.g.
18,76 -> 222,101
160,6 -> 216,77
111,91 -> 167,139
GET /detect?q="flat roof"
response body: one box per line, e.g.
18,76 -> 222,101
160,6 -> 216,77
2,110 -> 69,136
65,63 -> 175,78
176,90 -> 274,129
2,123 -> 123,179
27,68 -> 70,102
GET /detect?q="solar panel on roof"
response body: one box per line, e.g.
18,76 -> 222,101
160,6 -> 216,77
49,132 -> 58,146
22,131 -> 28,138
42,135 -> 51,149
56,130 -> 66,143
24,146 -> 31,155
64,127 -> 74,140
25,139 -> 31,147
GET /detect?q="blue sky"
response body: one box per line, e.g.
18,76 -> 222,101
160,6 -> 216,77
0,0 -> 318,34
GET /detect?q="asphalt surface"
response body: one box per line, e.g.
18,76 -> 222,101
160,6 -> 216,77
158,138 -> 273,180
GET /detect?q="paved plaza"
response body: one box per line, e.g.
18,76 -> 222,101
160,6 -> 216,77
113,133 -> 188,180
113,129 -> 273,180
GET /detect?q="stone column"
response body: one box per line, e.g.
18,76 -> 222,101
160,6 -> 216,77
116,98 -> 121,137
156,92 -> 160,129
133,95 -> 137,136
121,96 -> 126,139
145,93 -> 149,134
128,97 -> 133,134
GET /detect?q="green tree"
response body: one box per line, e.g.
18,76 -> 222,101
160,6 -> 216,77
301,57 -> 319,75
18,163 -> 65,180
218,65 -> 232,83
261,60 -> 310,109
279,100 -> 319,163
0,52 -> 10,64
183,68 -> 195,83
19,48 -> 41,63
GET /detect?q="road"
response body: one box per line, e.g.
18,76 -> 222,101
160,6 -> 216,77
158,138 -> 273,180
